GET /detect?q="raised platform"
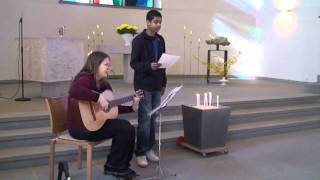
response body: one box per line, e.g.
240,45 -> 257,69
1,77 -> 320,170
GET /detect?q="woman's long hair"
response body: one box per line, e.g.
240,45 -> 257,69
78,51 -> 110,89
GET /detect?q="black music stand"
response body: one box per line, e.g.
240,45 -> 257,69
143,85 -> 183,180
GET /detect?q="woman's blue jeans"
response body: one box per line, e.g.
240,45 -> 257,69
135,90 -> 161,156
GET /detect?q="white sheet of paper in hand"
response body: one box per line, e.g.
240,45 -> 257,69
158,53 -> 180,69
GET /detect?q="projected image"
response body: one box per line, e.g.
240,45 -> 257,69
61,0 -> 160,8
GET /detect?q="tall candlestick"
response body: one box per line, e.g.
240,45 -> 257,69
189,30 -> 193,75
216,95 -> 219,108
100,31 -> 104,45
87,35 -> 91,54
209,34 -> 213,49
197,38 -> 201,75
183,26 -> 187,76
92,31 -> 96,50
208,92 -> 212,106
196,93 -> 200,106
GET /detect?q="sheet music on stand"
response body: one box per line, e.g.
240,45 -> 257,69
148,85 -> 183,117
143,85 -> 183,180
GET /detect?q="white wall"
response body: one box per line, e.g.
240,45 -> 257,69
258,0 -> 320,82
1,0 -> 318,82
0,0 -> 256,80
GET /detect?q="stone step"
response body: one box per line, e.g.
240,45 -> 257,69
2,101 -> 320,149
2,97 -> 320,131
229,114 -> 320,139
0,117 -> 182,149
0,131 -> 181,170
2,114 -> 320,170
0,111 -> 48,130
223,95 -> 320,109
230,102 -> 320,124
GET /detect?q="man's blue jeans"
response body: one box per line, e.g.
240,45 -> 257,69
135,90 -> 161,156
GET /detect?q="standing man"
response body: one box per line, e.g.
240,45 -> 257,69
130,9 -> 166,168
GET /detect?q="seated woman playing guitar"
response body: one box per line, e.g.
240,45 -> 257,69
67,51 -> 140,179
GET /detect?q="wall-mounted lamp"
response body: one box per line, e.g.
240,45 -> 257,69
273,0 -> 299,11
273,10 -> 297,37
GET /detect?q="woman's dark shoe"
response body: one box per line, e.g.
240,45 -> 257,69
104,167 -> 137,178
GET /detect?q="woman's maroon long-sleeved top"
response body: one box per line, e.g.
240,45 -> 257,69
67,73 -> 133,132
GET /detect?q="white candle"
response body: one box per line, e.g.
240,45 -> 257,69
216,95 -> 219,108
208,92 -> 212,106
204,93 -> 208,106
196,93 -> 200,106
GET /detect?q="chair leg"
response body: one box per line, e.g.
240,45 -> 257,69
87,145 -> 93,180
77,145 -> 83,169
50,139 -> 56,180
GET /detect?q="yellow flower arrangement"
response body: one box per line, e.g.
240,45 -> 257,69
193,53 -> 240,78
116,24 -> 139,35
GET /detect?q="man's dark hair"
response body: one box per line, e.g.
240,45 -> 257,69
146,10 -> 162,21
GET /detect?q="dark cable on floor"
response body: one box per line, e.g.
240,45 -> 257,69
0,29 -> 21,100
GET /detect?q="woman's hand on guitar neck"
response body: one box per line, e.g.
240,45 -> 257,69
98,94 -> 110,112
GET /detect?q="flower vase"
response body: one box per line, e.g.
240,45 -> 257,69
121,33 -> 134,46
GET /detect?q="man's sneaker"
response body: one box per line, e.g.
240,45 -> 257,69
146,150 -> 159,162
136,155 -> 148,168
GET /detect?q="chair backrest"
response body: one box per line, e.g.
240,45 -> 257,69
45,97 -> 68,135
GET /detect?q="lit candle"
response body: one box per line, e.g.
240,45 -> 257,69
100,32 -> 104,45
190,30 -> 193,36
87,35 -> 90,53
198,38 -> 201,48
204,93 -> 208,106
216,95 -> 219,108
196,93 -> 200,106
96,24 -> 100,29
183,25 -> 186,30
208,92 -> 212,106
92,31 -> 95,35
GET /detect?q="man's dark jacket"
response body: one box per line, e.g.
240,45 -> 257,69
130,29 -> 167,91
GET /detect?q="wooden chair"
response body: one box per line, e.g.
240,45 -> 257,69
46,97 -> 106,180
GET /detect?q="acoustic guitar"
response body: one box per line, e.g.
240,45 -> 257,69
78,90 -> 143,131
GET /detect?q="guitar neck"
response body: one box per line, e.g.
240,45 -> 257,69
109,94 -> 134,108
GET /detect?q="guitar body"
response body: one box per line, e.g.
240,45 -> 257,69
78,90 -> 119,131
